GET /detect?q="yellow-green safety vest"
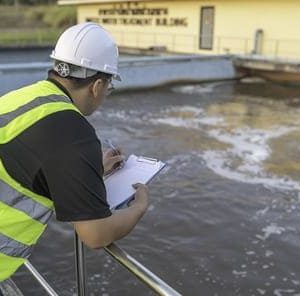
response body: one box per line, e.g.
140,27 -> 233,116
0,80 -> 81,281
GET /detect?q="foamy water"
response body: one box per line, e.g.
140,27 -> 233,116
171,81 -> 229,95
148,105 -> 223,129
201,126 -> 300,192
136,83 -> 300,192
98,94 -> 300,193
97,90 -> 300,194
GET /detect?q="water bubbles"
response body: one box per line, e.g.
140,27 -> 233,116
274,289 -> 296,296
256,207 -> 270,217
232,270 -> 247,277
256,224 -> 286,241
149,105 -> 220,129
246,251 -> 256,255
148,204 -> 155,211
292,280 -> 300,286
257,288 -> 267,295
171,83 -> 222,95
262,265 -> 270,269
265,250 -> 274,257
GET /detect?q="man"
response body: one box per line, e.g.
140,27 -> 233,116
0,22 -> 149,284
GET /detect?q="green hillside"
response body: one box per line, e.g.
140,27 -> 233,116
0,5 -> 76,47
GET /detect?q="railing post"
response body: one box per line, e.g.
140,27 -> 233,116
37,30 -> 42,46
274,40 -> 279,58
172,34 -> 176,51
136,32 -> 139,48
244,38 -> 249,54
122,31 -> 125,47
194,35 -> 197,53
74,232 -> 87,296
217,36 -> 221,54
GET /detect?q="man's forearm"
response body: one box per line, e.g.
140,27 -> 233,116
107,203 -> 147,243
73,203 -> 147,249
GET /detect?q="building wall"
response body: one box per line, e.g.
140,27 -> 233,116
75,0 -> 300,59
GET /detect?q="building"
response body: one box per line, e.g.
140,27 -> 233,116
58,0 -> 300,60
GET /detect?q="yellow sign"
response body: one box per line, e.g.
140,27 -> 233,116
97,3 -> 187,27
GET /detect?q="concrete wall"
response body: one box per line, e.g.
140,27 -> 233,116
115,55 -> 237,90
0,55 -> 237,95
66,0 -> 300,59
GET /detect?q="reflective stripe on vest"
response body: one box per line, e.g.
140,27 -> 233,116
0,80 -> 81,281
0,95 -> 72,128
0,178 -> 52,225
0,233 -> 33,258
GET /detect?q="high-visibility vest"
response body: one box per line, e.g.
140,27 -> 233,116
0,80 -> 81,281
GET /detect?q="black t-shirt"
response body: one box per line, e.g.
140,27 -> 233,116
0,109 -> 111,222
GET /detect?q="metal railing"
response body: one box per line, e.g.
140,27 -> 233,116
24,232 -> 182,296
24,262 -> 59,296
1,26 -> 300,59
104,243 -> 182,296
110,30 -> 300,60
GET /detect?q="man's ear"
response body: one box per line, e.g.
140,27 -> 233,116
90,79 -> 102,98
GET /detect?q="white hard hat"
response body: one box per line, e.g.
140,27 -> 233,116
50,22 -> 121,80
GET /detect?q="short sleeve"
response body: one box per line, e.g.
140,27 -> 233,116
42,138 -> 111,221
34,112 -> 112,222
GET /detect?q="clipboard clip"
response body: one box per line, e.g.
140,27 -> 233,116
137,156 -> 158,165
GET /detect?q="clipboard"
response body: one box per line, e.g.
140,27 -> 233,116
104,154 -> 166,210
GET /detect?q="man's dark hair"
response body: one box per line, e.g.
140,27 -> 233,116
48,69 -> 112,90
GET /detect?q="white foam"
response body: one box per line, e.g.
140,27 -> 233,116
262,265 -> 270,269
201,126 -> 300,191
246,251 -> 256,255
292,280 -> 300,286
166,154 -> 193,166
95,98 -> 300,192
274,289 -> 295,296
147,101 -> 300,192
150,105 -> 223,129
256,207 -> 270,217
256,224 -> 286,241
202,150 -> 300,191
257,289 -> 267,295
171,82 -> 227,95
265,250 -> 274,257
232,270 -> 247,277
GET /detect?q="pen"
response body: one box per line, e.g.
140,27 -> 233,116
104,139 -> 125,168
105,139 -> 118,155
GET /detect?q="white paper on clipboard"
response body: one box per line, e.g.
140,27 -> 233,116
104,154 -> 166,210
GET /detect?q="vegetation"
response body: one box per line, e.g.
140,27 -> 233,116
0,28 -> 64,46
0,0 -> 56,5
0,4 -> 77,46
